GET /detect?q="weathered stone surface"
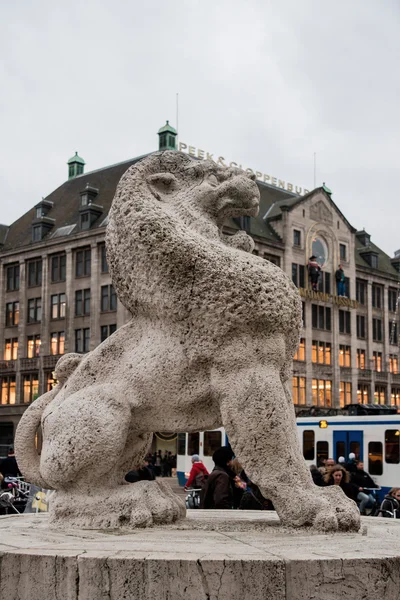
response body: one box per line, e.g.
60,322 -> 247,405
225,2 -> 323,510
15,151 -> 359,532
0,512 -> 399,599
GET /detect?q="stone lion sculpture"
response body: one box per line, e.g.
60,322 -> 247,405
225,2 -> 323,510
15,151 -> 360,532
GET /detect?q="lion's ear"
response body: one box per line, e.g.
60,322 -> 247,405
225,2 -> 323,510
146,173 -> 178,201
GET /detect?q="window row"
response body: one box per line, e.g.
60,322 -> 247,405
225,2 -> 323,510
293,343 -> 398,372
0,374 -> 39,405
3,325 -> 117,360
292,264 -> 333,295
0,372 -> 62,405
5,286 -> 117,326
302,431 -> 400,474
356,280 -> 399,313
292,378 -> 351,407
4,246 -> 109,291
357,384 -> 400,406
292,378 -> 400,407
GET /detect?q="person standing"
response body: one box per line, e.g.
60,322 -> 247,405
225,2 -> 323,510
308,256 -> 321,292
335,264 -> 346,297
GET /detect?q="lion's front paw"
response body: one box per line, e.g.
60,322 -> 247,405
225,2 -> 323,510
318,485 -> 360,532
275,485 -> 360,533
222,231 -> 254,253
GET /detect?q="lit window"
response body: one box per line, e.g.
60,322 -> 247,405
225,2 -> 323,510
339,382 -> 352,407
23,374 -> 39,404
339,345 -> 351,367
293,339 -> 305,361
357,384 -> 369,404
292,376 -> 306,405
356,349 -> 366,369
312,379 -> 332,407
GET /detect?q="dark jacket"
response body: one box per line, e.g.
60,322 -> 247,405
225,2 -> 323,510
308,260 -> 321,279
201,466 -> 234,509
125,466 -> 155,483
340,481 -> 359,502
380,495 -> 400,518
0,455 -> 20,478
310,468 -> 324,486
335,268 -> 345,282
351,469 -> 377,490
326,479 -> 359,502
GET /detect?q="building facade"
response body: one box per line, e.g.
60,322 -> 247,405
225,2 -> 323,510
0,124 -> 399,454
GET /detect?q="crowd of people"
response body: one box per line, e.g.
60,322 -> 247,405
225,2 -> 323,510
183,447 -> 400,517
3,442 -> 400,518
310,453 -> 400,516
124,450 -> 177,483
184,447 -> 272,511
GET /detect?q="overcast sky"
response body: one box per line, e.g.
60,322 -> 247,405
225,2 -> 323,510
1,0 -> 399,255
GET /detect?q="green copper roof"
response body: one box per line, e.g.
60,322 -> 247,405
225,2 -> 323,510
157,120 -> 177,135
67,151 -> 85,165
322,183 -> 332,195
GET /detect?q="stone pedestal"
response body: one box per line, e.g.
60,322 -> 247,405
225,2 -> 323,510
1,510 -> 400,599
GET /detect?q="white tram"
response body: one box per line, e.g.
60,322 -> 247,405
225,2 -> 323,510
176,405 -> 400,502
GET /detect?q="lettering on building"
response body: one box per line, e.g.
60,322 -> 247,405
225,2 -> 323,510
178,142 -> 309,196
299,288 -> 359,309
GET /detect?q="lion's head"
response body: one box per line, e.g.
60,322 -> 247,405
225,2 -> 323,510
106,152 -> 261,315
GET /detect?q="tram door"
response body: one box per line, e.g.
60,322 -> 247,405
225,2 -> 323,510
333,431 -> 363,462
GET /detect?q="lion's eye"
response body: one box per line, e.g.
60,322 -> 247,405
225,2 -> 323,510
208,174 -> 218,187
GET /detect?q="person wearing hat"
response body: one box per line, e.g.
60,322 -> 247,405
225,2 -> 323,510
184,454 -> 209,490
346,452 -> 357,474
201,446 -> 236,509
307,256 -> 321,292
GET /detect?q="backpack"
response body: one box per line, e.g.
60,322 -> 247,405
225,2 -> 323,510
194,472 -> 208,489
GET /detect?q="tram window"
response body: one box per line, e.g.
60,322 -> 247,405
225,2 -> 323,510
316,441 -> 329,467
336,441 -> 345,461
188,432 -> 199,456
349,441 -> 360,461
385,430 -> 400,464
204,431 -> 222,456
303,431 -> 315,460
177,433 -> 186,456
368,442 -> 383,476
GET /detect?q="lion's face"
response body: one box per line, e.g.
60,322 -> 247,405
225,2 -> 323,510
174,163 -> 260,226
143,156 -> 260,228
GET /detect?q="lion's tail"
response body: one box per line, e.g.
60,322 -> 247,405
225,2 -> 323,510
14,353 -> 84,489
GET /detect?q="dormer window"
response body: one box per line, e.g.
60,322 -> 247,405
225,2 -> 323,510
360,250 -> 379,269
356,230 -> 371,247
370,255 -> 378,269
32,198 -> 54,241
81,213 -> 90,230
78,184 -> 102,231
32,225 -> 42,242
